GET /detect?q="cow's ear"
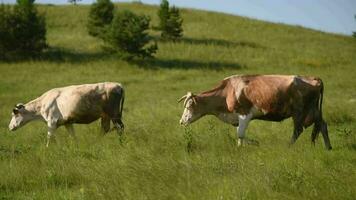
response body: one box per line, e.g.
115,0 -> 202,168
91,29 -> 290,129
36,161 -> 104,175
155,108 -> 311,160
15,104 -> 24,109
13,109 -> 19,114
192,96 -> 197,104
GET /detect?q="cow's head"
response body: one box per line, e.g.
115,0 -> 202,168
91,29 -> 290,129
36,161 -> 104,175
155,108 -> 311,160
178,92 -> 205,126
9,103 -> 31,131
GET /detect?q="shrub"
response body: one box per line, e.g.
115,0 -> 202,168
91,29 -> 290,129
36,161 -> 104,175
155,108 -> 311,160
0,0 -> 47,60
0,4 -> 12,58
157,0 -> 183,41
165,6 -> 183,40
353,15 -> 356,38
68,0 -> 81,5
87,0 -> 114,39
104,10 -> 157,59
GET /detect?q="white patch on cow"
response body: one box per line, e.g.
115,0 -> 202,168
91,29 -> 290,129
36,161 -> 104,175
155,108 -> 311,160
236,107 -> 263,147
179,99 -> 196,125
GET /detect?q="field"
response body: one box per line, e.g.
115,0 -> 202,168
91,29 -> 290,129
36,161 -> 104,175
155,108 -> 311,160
0,3 -> 356,199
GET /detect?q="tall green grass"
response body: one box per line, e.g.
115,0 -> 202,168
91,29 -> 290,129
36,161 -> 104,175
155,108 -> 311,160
0,3 -> 355,199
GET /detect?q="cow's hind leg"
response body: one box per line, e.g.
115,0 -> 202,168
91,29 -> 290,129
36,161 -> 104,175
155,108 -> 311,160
101,117 -> 111,134
65,124 -> 77,143
320,120 -> 332,150
290,113 -> 305,145
46,124 -> 57,147
311,123 -> 320,146
112,118 -> 124,136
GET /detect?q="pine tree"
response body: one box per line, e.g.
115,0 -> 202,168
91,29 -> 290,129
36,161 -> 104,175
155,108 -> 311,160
157,0 -> 183,41
0,4 -> 11,57
68,0 -> 81,5
166,6 -> 183,41
104,10 -> 157,59
0,0 -> 47,59
353,15 -> 356,38
87,0 -> 114,39
157,0 -> 169,34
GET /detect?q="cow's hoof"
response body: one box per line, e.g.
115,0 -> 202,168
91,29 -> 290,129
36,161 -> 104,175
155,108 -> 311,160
246,138 -> 259,146
237,138 -> 243,147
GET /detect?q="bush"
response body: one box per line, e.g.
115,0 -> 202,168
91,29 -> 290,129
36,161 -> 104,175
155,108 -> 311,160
68,0 -> 81,5
0,0 -> 47,60
87,0 -> 114,39
157,0 -> 183,41
353,15 -> 356,38
0,4 -> 12,58
104,10 -> 157,59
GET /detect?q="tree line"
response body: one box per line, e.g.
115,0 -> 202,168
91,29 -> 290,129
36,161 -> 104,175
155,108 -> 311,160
0,0 -> 183,60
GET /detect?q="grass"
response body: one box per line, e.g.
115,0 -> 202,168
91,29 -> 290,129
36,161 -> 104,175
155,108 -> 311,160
1,2 -> 356,199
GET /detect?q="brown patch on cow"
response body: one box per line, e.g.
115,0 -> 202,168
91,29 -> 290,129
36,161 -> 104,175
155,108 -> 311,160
242,75 -> 294,114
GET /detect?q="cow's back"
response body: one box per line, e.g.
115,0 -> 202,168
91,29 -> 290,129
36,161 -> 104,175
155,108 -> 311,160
228,75 -> 322,121
228,75 -> 294,114
46,82 -> 122,124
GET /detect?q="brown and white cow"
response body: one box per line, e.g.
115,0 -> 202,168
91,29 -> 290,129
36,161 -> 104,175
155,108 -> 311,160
9,82 -> 125,147
179,75 -> 332,150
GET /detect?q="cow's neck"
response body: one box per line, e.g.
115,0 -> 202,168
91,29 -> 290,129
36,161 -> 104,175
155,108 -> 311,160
197,89 -> 227,115
25,98 -> 43,120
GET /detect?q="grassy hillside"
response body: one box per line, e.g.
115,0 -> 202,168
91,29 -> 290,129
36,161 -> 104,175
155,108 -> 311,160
0,3 -> 356,199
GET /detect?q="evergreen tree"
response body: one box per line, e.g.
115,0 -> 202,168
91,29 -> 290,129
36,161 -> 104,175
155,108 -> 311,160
104,10 -> 157,59
0,0 -> 47,59
157,0 -> 183,41
68,0 -> 81,5
353,15 -> 356,38
166,6 -> 183,40
87,0 -> 114,39
157,0 -> 169,33
0,4 -> 11,58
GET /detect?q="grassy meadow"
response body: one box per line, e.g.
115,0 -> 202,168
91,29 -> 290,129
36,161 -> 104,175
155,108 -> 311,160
0,2 -> 356,199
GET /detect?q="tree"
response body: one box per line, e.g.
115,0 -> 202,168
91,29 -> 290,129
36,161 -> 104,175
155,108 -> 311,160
0,0 -> 47,60
0,4 -> 12,57
157,0 -> 183,41
87,0 -> 114,39
165,6 -> 183,40
104,10 -> 157,59
68,0 -> 81,5
157,0 -> 169,33
353,15 -> 356,38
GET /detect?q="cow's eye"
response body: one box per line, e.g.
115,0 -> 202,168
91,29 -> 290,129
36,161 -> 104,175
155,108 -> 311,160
13,109 -> 19,115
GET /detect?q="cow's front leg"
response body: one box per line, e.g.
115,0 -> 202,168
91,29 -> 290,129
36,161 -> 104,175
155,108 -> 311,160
237,113 -> 253,147
46,124 -> 57,147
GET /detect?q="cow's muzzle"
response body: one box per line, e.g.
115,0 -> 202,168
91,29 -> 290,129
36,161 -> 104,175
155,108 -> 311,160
8,126 -> 17,131
179,119 -> 188,126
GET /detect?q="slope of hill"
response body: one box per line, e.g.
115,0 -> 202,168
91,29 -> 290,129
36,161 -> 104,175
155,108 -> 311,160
0,3 -> 355,199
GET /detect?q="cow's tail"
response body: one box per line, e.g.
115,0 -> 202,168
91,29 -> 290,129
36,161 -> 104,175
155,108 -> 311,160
311,78 -> 324,143
119,86 -> 125,120
318,79 -> 324,121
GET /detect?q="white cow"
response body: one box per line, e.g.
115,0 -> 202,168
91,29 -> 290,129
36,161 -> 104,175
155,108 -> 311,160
9,82 -> 125,147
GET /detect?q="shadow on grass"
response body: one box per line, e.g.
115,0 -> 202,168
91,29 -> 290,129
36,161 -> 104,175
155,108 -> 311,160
1,46 -> 245,70
40,47 -> 111,63
156,36 -> 266,49
131,58 -> 244,70
0,47 -> 111,64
